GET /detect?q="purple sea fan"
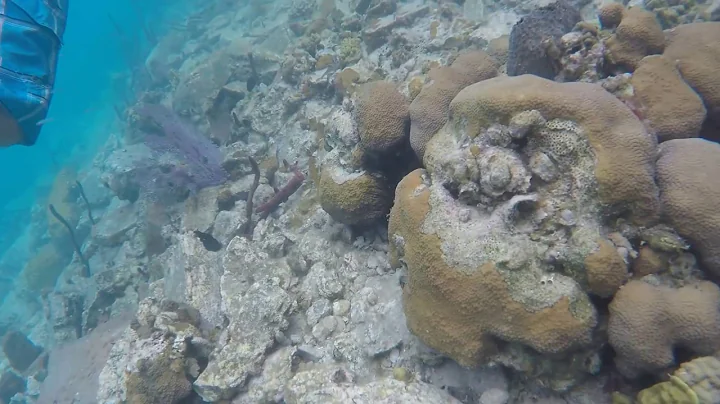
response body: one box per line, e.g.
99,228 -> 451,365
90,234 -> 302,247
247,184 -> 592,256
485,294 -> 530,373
134,103 -> 228,200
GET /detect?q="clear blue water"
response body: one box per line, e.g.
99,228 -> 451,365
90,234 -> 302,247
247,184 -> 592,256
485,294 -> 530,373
0,0 -> 188,260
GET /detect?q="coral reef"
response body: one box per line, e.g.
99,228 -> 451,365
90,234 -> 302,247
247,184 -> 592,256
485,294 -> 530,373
7,1 -> 720,404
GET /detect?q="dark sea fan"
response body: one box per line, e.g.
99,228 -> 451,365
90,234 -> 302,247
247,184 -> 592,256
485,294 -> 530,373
134,103 -> 228,201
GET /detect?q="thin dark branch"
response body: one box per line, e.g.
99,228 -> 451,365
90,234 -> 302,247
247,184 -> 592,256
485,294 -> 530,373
48,204 -> 90,277
75,180 -> 95,225
241,157 -> 261,239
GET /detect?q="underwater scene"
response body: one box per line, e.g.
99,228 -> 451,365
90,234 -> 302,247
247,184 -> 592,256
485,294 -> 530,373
0,0 -> 719,402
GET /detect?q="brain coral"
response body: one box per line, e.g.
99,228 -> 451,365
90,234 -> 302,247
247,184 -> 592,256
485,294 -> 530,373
598,2 -> 625,29
656,138 -> 720,276
631,55 -> 706,142
408,50 -> 498,161
663,22 -> 720,122
608,280 -> 720,378
605,7 -> 665,72
355,81 -> 409,154
388,74 -> 665,387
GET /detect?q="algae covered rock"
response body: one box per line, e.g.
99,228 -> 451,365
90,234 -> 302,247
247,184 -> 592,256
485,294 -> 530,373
47,167 -> 81,241
318,164 -> 392,226
441,74 -> 659,224
125,344 -> 193,404
18,243 -> 71,292
96,299 -> 209,404
506,0 -> 581,79
284,365 -> 462,403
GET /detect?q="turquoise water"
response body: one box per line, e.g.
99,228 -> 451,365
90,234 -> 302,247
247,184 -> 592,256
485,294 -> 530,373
0,0 -> 717,402
0,1 -> 184,258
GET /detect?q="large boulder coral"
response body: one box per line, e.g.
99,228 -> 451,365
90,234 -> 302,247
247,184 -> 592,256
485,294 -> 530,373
631,55 -> 706,142
656,138 -> 720,276
608,280 -> 720,378
408,50 -> 498,161
354,81 -> 409,154
663,22 -> 720,123
389,169 -> 598,367
604,7 -> 665,72
598,3 -> 625,29
388,74 -> 664,388
318,162 -> 392,226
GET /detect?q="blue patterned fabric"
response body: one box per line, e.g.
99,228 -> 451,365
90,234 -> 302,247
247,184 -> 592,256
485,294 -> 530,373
0,0 -> 68,145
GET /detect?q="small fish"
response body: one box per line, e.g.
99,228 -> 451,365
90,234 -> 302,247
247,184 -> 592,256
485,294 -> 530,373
193,230 -> 223,252
36,117 -> 54,126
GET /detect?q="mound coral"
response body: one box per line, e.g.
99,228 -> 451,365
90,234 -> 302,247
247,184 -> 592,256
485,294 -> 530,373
663,22 -> 720,123
318,166 -> 391,226
389,74 -> 660,387
598,2 -> 625,29
434,74 -> 659,224
316,100 -> 403,227
409,50 -> 498,160
608,280 -> 720,378
354,81 -> 409,154
656,138 -> 720,277
389,170 -> 597,366
630,55 -> 706,142
604,7 -> 665,72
